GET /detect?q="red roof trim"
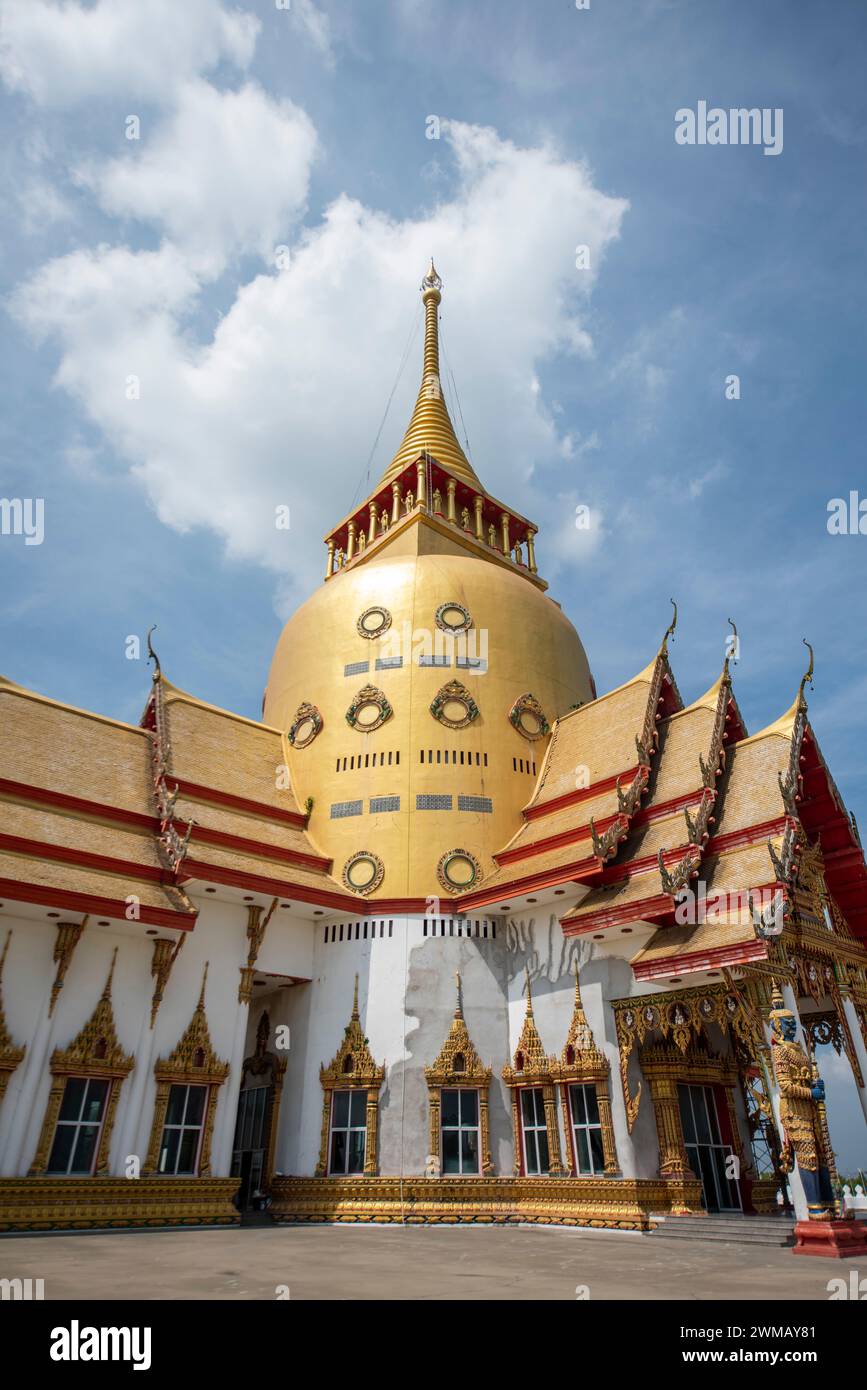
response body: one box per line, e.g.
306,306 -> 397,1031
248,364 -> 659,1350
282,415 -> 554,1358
170,777 -> 308,829
632,937 -> 768,981
0,876 -> 197,928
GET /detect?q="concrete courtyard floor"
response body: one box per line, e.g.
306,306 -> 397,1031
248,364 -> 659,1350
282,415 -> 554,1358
0,1224 -> 856,1300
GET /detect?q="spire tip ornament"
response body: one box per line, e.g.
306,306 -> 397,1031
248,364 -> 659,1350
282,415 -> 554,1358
421,258 -> 442,295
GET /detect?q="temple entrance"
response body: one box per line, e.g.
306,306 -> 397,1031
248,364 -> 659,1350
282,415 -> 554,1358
232,1083 -> 272,1210
678,1083 -> 741,1212
230,1011 -> 286,1213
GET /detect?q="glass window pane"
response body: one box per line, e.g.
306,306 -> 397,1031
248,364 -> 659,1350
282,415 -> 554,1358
441,1090 -> 459,1126
347,1129 -> 366,1174
461,1128 -> 479,1174
177,1127 -> 199,1175
81,1079 -> 109,1124
575,1127 -> 590,1174
693,1089 -> 712,1145
460,1089 -> 478,1125
330,1130 -> 347,1174
706,1091 -> 722,1144
584,1086 -> 600,1124
47,1123 -> 76,1174
537,1129 -> 549,1175
70,1123 -> 100,1175
333,1090 -> 350,1128
185,1085 -> 206,1127
525,1131 -> 540,1175
58,1077 -> 86,1122
589,1127 -> 604,1172
569,1085 -> 586,1125
350,1090 -> 367,1125
442,1129 -> 460,1173
521,1089 -> 536,1125
165,1084 -> 188,1126
159,1126 -> 180,1176
533,1089 -> 546,1125
678,1084 -> 696,1143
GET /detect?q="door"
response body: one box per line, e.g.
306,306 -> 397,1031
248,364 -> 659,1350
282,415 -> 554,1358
677,1083 -> 741,1212
231,1083 -> 272,1210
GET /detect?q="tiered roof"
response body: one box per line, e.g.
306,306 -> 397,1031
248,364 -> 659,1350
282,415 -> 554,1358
458,622 -> 682,909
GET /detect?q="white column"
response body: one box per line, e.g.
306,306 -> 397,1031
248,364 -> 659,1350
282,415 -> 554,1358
841,995 -> 867,1124
113,1009 -> 159,1174
210,980 -> 250,1176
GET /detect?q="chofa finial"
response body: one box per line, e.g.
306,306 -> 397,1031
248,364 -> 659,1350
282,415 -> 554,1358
146,625 -> 161,681
799,638 -> 814,704
724,617 -> 739,673
661,599 -> 678,654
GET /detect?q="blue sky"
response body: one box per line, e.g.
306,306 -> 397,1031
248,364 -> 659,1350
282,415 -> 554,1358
1,0 -> 866,1164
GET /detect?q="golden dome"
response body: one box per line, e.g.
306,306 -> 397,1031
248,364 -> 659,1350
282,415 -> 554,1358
264,542 -> 592,900
263,265 -> 594,902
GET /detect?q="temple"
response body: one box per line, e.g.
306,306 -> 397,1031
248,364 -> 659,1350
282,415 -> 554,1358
1,262 -> 866,1250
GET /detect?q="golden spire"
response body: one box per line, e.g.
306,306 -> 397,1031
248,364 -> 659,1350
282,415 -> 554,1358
524,964 -> 534,1014
379,262 -> 481,488
352,973 -> 360,1022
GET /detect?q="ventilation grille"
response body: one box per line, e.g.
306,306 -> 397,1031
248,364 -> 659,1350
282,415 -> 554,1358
416,793 -> 453,811
330,799 -> 363,819
457,795 -> 493,813
344,660 -> 369,677
375,656 -> 403,670
369,795 -> 400,814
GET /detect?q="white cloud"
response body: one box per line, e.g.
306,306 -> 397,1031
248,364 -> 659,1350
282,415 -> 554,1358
290,0 -> 334,66
0,0 -> 258,107
77,80 -> 317,275
11,120 -> 628,612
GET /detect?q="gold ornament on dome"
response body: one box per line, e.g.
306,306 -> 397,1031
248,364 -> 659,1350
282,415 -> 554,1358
345,683 -> 393,732
437,848 -> 482,894
288,701 -> 323,749
430,678 -> 479,730
342,850 -> 385,896
356,606 -> 392,640
435,601 -> 472,635
508,693 -> 550,741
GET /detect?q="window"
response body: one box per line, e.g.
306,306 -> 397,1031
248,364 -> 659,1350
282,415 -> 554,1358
569,1083 -> 605,1175
520,1088 -> 550,1175
441,1088 -> 480,1174
46,1077 -> 110,1175
158,1083 -> 208,1175
329,1089 -> 367,1175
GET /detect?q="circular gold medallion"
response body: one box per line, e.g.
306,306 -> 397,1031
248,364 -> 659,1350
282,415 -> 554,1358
435,601 -> 472,634
343,851 -> 385,896
354,701 -> 381,729
357,606 -> 392,639
287,702 -> 323,749
437,848 -> 482,894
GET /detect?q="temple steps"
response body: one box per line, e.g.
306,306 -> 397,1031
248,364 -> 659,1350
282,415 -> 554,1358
649,1213 -> 795,1246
